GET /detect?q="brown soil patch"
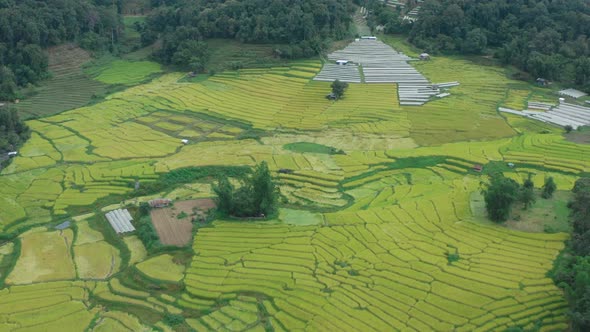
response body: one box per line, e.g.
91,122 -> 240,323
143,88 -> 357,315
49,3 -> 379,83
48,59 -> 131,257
565,131 -> 590,145
150,199 -> 215,246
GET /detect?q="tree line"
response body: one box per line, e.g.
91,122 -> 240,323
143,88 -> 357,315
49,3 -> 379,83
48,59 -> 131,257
0,106 -> 30,154
551,177 -> 590,331
138,0 -> 355,70
0,0 -> 123,101
408,0 -> 590,90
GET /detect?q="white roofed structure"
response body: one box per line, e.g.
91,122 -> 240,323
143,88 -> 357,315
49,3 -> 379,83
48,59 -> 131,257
105,209 -> 135,234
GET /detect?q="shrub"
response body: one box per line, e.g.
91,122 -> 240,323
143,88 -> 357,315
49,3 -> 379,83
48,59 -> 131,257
447,253 -> 460,264
163,313 -> 185,326
542,177 -> 557,199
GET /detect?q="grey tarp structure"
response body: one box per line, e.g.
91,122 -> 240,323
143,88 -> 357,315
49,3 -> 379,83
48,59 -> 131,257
499,102 -> 590,130
315,39 -> 459,106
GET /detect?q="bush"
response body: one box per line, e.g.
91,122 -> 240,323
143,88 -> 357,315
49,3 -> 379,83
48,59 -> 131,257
447,252 -> 460,264
542,177 -> 557,199
163,313 -> 185,326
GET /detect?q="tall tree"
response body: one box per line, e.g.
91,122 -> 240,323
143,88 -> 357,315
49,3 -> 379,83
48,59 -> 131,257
331,79 -> 349,100
482,173 -> 520,222
542,177 -> 556,199
213,161 -> 279,218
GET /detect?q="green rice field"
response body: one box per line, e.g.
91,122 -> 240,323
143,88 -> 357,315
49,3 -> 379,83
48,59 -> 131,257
0,36 -> 586,331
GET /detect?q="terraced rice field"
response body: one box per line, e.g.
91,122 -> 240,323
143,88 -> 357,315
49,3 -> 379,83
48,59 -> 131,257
0,38 -> 585,331
15,45 -> 107,119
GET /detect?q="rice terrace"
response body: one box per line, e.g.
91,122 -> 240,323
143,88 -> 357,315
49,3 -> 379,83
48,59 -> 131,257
1,0 -> 590,331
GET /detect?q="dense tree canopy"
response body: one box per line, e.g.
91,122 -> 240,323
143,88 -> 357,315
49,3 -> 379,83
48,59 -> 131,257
0,106 -> 30,154
213,161 -> 279,218
551,177 -> 590,331
330,79 -> 348,99
409,0 -> 590,89
142,0 -> 354,67
0,0 -> 122,100
482,173 -> 520,222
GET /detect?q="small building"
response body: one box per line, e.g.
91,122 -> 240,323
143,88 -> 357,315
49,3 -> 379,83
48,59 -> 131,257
326,92 -> 337,100
507,162 -> 515,168
149,198 -> 172,208
360,36 -> 377,40
336,60 -> 349,66
473,164 -> 483,172
181,139 -> 189,144
536,78 -> 550,86
419,53 -> 430,61
278,168 -> 294,174
7,151 -> 17,157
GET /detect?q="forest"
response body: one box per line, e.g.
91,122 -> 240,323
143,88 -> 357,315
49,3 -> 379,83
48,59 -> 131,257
409,0 -> 590,89
0,0 -> 122,101
552,177 -> 590,331
0,106 -> 29,154
140,0 -> 354,67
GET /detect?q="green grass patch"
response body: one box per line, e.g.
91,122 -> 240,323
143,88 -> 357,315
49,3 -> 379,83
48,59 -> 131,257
85,57 -> 161,85
283,142 -> 343,155
470,190 -> 571,233
278,208 -> 323,226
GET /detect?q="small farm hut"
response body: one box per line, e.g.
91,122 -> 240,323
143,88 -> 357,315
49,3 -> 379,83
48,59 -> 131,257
536,78 -> 549,86
336,60 -> 349,65
419,53 -> 430,61
181,139 -> 189,144
7,151 -> 17,157
473,164 -> 483,172
149,198 -> 172,208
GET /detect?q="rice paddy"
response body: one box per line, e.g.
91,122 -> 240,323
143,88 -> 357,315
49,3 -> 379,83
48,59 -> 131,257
0,37 -> 584,331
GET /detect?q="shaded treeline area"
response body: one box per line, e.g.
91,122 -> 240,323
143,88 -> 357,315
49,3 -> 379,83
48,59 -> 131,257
137,0 -> 355,70
0,0 -> 123,100
551,177 -> 590,331
408,0 -> 590,89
